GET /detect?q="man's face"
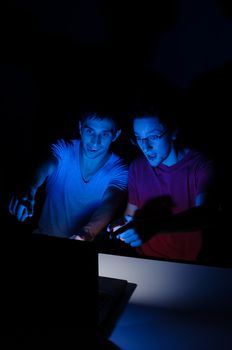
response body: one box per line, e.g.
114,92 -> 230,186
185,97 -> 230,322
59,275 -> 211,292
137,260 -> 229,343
79,117 -> 119,159
133,116 -> 175,167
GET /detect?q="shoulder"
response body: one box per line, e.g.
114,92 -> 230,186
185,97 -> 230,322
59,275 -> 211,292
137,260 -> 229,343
107,153 -> 128,170
129,154 -> 147,171
104,154 -> 128,182
183,149 -> 215,180
51,138 -> 75,150
103,154 -> 128,190
51,139 -> 78,160
184,148 -> 213,166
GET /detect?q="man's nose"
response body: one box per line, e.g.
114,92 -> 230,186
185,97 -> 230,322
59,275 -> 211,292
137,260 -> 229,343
141,138 -> 151,151
91,134 -> 101,145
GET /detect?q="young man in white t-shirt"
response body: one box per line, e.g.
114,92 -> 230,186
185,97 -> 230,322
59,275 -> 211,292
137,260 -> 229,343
9,110 -> 128,240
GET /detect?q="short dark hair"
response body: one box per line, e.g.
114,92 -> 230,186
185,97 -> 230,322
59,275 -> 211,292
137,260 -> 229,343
79,104 -> 121,132
129,102 -> 178,133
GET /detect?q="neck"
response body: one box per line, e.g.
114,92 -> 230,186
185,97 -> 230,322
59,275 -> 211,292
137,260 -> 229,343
79,146 -> 111,182
163,147 -> 188,166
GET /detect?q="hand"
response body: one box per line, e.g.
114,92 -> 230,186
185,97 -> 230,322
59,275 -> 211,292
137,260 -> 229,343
69,235 -> 85,241
107,216 -> 129,236
116,228 -> 143,247
107,215 -> 155,247
9,190 -> 35,222
107,217 -> 143,247
107,215 -> 136,239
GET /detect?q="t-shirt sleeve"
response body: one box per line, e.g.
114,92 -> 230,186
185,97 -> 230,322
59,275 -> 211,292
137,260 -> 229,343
195,157 -> 215,195
107,159 -> 128,191
50,139 -> 73,162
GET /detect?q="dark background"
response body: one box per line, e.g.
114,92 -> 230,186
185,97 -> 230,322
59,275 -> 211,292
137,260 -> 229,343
1,0 -> 231,265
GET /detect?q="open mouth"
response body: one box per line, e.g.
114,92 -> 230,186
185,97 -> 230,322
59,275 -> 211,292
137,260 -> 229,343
146,154 -> 157,160
87,147 -> 99,153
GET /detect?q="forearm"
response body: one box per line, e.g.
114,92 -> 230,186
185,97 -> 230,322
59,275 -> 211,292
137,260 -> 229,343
82,190 -> 127,240
28,168 -> 48,192
27,159 -> 56,191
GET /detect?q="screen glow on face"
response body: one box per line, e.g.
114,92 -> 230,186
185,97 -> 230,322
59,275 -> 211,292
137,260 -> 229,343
133,117 -> 174,167
80,118 -> 116,159
82,125 -> 114,142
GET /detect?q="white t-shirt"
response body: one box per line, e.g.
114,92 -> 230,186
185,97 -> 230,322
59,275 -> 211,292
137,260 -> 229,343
37,139 -> 128,237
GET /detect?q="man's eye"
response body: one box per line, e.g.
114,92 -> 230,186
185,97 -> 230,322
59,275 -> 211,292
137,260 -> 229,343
149,135 -> 158,141
102,132 -> 111,138
85,128 -> 93,135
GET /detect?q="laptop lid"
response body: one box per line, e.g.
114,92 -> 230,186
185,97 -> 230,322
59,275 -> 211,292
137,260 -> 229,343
2,234 -> 99,331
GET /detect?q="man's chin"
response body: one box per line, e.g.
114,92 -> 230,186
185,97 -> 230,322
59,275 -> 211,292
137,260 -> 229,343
146,156 -> 161,167
85,149 -> 103,158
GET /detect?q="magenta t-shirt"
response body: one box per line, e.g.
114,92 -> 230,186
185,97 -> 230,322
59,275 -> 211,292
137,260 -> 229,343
128,149 -> 214,261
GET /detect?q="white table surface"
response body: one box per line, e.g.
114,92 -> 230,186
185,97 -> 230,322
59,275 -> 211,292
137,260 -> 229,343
99,253 -> 232,350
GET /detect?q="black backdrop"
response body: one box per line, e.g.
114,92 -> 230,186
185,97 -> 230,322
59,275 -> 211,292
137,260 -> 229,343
1,0 -> 231,265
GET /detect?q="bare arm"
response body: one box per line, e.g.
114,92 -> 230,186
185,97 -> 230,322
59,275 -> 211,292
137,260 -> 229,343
125,202 -> 138,217
74,186 -> 127,241
9,157 -> 57,222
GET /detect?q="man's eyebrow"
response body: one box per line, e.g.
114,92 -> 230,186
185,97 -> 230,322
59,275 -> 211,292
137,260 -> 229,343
84,125 -> 114,133
134,128 -> 164,135
102,128 -> 114,133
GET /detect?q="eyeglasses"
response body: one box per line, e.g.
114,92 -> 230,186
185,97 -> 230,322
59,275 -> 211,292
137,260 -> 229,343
133,129 -> 168,145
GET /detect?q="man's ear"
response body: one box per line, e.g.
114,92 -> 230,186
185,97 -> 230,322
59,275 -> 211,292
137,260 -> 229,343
171,128 -> 179,141
112,129 -> 121,142
79,121 -> 82,135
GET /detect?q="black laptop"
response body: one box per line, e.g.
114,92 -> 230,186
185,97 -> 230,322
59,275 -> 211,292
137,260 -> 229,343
1,234 -> 128,339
